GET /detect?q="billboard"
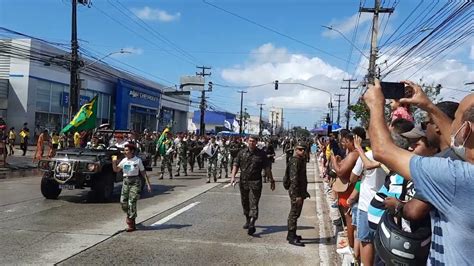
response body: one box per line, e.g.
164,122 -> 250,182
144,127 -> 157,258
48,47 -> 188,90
180,75 -> 205,91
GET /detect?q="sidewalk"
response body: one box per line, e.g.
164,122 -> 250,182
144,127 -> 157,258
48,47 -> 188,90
1,145 -> 38,172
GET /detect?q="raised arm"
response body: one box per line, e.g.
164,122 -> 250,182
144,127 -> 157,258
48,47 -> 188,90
363,79 -> 414,180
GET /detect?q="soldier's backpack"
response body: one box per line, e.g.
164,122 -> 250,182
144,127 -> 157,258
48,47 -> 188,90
283,160 -> 291,190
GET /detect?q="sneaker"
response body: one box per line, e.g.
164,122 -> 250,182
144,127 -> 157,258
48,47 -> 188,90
336,246 -> 352,255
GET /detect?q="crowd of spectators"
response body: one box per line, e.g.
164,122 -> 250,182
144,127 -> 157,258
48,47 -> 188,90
316,80 -> 473,265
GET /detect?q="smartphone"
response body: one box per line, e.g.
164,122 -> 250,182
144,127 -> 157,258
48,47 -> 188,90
380,82 -> 405,99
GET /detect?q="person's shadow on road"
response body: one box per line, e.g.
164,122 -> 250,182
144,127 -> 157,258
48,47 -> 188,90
254,225 -> 314,237
136,223 -> 192,231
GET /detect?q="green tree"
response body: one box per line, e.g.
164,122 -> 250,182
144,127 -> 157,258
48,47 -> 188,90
292,126 -> 310,138
349,82 -> 443,128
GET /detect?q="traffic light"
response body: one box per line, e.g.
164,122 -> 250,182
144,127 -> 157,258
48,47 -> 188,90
326,113 -> 331,124
208,81 -> 213,91
274,80 -> 279,90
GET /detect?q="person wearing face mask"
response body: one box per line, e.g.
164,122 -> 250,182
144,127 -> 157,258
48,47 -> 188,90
363,79 -> 474,265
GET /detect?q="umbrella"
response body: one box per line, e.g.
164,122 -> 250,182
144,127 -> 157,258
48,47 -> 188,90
321,123 -> 342,130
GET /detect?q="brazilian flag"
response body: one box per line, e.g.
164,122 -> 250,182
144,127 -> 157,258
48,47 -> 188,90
61,95 -> 98,134
155,127 -> 171,155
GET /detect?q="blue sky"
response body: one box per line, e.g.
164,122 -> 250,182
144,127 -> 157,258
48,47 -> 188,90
1,0 -> 472,129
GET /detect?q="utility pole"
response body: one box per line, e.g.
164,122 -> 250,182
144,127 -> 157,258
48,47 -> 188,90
196,66 -> 211,136
238,90 -> 247,135
360,0 -> 394,83
270,110 -> 275,135
334,93 -> 345,125
257,103 -> 265,136
68,0 -> 90,120
69,0 -> 79,120
341,78 -> 357,129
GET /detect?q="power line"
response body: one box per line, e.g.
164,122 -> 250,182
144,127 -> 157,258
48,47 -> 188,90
202,0 -> 356,65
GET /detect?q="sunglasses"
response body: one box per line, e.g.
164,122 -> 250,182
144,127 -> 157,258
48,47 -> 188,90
296,148 -> 305,151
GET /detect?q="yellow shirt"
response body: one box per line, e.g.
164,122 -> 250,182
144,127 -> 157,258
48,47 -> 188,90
74,132 -> 80,147
325,145 -> 331,160
8,130 -> 15,140
52,135 -> 59,145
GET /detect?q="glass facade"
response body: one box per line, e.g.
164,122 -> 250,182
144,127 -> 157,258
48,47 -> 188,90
130,105 -> 157,132
158,107 -> 175,132
34,78 -> 111,132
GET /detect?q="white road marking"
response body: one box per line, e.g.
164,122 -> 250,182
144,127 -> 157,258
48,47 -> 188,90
222,183 -> 232,188
151,202 -> 200,226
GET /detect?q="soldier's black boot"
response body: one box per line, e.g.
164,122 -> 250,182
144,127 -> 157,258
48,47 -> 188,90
247,217 -> 256,235
169,171 -> 173,179
243,216 -> 251,229
287,230 -> 305,247
286,233 -> 303,241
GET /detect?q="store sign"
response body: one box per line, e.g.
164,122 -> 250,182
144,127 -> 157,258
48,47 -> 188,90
129,89 -> 159,102
61,92 -> 91,107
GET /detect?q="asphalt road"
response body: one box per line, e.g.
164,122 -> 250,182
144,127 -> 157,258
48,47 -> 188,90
0,150 -> 339,265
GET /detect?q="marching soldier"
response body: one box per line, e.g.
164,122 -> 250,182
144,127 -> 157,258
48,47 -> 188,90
175,134 -> 188,176
157,131 -> 174,179
229,137 -> 244,169
195,136 -> 205,170
231,135 -> 275,236
286,142 -> 310,246
187,135 -> 197,172
283,137 -> 295,164
262,139 -> 276,183
202,136 -> 219,183
112,144 -> 152,232
218,137 -> 230,179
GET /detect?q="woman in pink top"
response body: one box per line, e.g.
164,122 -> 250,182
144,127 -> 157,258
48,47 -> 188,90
390,99 -> 414,122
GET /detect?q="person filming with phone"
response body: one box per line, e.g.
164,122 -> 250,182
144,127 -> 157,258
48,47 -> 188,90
363,79 -> 474,265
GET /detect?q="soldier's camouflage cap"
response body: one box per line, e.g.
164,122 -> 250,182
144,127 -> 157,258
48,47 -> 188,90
295,142 -> 306,149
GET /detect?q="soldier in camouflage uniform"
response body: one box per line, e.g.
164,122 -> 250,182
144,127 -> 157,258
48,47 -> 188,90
187,135 -> 197,172
286,142 -> 310,246
283,137 -> 295,165
195,137 -> 205,170
175,134 -> 188,176
157,131 -> 174,179
203,136 -> 219,183
229,137 -> 244,169
218,137 -> 230,179
231,135 -> 275,236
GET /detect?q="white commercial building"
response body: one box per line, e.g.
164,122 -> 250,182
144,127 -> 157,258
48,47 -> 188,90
0,38 -> 189,137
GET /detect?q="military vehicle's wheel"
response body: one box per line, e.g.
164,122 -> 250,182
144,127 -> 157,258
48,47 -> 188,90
41,175 -> 61,199
92,173 -> 114,202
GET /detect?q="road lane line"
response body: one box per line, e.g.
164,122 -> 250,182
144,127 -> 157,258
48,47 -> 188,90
151,202 -> 200,226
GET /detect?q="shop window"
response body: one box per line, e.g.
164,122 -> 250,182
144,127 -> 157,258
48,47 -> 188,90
36,79 -> 51,112
51,83 -> 65,114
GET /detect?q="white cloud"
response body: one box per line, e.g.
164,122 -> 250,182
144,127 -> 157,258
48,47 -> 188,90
132,6 -> 181,22
220,43 -> 349,111
322,13 -> 372,39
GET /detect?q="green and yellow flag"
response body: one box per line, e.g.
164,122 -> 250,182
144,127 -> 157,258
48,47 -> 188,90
155,127 -> 171,155
61,95 -> 98,134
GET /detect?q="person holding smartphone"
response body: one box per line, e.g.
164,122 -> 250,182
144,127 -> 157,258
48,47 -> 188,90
112,143 -> 152,232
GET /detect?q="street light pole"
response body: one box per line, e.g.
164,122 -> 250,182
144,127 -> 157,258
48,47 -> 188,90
238,90 -> 247,135
258,103 -> 265,136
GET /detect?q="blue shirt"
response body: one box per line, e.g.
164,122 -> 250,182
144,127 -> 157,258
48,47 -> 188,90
367,173 -> 406,230
410,155 -> 474,265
